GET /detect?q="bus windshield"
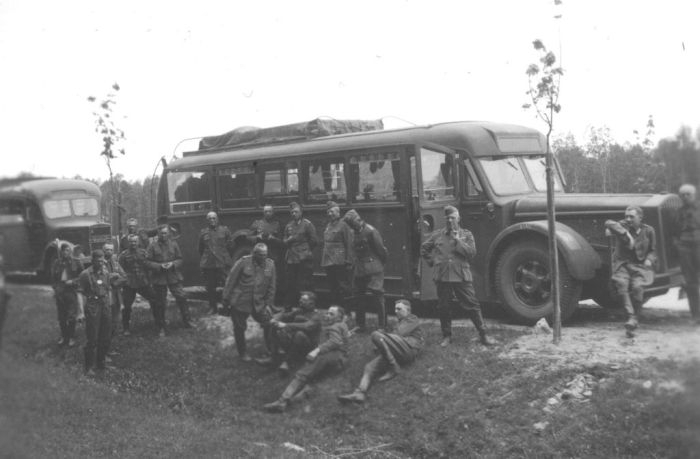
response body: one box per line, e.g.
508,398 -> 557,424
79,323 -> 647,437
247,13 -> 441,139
43,198 -> 99,219
478,157 -> 531,195
522,156 -> 563,192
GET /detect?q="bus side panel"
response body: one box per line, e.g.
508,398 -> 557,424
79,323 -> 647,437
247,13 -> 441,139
0,215 -> 32,271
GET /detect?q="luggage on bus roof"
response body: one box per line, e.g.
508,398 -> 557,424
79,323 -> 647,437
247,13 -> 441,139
198,118 -> 384,151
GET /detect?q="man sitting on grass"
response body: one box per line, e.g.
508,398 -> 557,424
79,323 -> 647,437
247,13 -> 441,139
263,305 -> 349,413
255,290 -> 323,374
337,299 -> 423,404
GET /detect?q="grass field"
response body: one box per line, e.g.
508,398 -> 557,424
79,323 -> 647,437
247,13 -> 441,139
1,283 -> 699,458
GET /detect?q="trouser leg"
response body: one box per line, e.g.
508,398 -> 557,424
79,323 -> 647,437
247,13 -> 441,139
287,331 -> 312,363
110,301 -> 120,336
357,356 -> 386,393
280,377 -> 304,401
152,285 -> 167,329
373,292 -> 386,329
96,304 -> 112,368
83,304 -> 97,370
298,260 -> 314,295
0,290 -> 9,349
285,263 -> 301,308
231,310 -> 249,356
121,286 -> 136,331
55,294 -> 68,341
679,242 -> 700,318
436,282 -> 454,338
203,268 -> 220,312
169,282 -> 190,325
372,331 -> 400,372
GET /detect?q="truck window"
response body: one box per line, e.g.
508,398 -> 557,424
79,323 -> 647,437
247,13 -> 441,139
420,148 -> 454,201
479,157 -> 531,196
168,170 -> 213,213
462,159 -> 484,197
348,152 -> 401,202
522,156 -> 563,192
217,165 -> 256,209
261,162 -> 299,205
306,158 -> 346,204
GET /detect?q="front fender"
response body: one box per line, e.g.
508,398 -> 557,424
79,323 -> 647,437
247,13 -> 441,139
485,220 -> 602,289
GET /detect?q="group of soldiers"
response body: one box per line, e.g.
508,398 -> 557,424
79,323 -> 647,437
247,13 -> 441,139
41,182 -> 700,408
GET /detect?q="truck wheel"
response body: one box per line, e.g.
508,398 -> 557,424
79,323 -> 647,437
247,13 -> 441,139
495,240 -> 582,324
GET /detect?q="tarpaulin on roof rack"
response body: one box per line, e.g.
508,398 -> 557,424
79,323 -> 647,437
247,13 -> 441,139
198,118 -> 384,150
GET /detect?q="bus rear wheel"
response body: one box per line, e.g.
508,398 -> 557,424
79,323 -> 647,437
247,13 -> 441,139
495,240 -> 581,325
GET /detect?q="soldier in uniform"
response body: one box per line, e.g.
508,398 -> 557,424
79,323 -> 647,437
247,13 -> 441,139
283,202 -> 318,308
256,290 -> 323,373
343,209 -> 388,330
321,201 -> 353,307
147,225 -> 191,336
51,243 -> 84,347
120,218 -> 153,251
198,211 -> 234,314
263,305 -> 349,413
250,205 -> 284,302
421,206 -> 493,347
103,243 -> 126,337
605,206 -> 657,337
674,183 -> 700,325
338,299 -> 424,404
222,243 -> 276,362
118,234 -> 157,335
78,250 -> 114,374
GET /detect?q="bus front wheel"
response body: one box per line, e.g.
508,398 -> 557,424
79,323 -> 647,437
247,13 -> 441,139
495,240 -> 581,324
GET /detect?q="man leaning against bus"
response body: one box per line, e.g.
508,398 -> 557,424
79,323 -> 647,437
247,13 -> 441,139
420,206 -> 493,347
321,201 -> 353,308
674,183 -> 700,325
283,202 -> 318,308
146,225 -> 191,336
198,211 -> 234,315
51,242 -> 84,347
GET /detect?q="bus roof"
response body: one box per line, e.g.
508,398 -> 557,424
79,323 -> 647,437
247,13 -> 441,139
0,178 -> 101,200
168,121 -> 545,171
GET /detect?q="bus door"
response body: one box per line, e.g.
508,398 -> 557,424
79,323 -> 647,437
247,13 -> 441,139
458,155 -> 501,299
0,198 -> 32,271
415,146 -> 458,301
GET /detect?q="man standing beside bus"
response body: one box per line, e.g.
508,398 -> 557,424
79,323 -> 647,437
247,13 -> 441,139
103,243 -> 126,337
321,201 -> 353,308
283,202 -> 318,308
199,212 -> 234,315
421,206 -> 493,347
674,183 -> 700,325
343,209 -> 388,330
120,218 -> 150,251
605,206 -> 656,337
119,234 -> 157,335
78,250 -> 114,374
147,225 -> 191,336
222,242 -> 276,362
51,243 -> 84,347
250,205 -> 284,302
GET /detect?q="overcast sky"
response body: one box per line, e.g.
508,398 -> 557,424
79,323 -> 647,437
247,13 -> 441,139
0,0 -> 697,181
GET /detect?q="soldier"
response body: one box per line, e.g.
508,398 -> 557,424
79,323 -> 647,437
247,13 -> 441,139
146,225 -> 191,336
256,290 -> 323,373
78,250 -> 114,374
421,205 -> 493,347
605,206 -> 656,337
120,218 -> 148,251
263,305 -> 349,413
118,234 -> 157,335
222,243 -> 276,362
343,209 -> 388,330
50,243 -> 84,347
198,211 -> 234,314
338,299 -> 424,404
321,201 -> 353,307
103,243 -> 126,337
250,205 -> 284,302
674,183 -> 700,325
283,202 -> 318,308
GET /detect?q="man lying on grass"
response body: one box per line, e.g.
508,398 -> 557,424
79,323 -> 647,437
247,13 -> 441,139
263,305 -> 349,413
337,299 -> 424,404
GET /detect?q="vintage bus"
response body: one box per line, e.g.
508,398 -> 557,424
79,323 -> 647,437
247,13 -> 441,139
157,119 -> 682,323
0,178 -> 112,279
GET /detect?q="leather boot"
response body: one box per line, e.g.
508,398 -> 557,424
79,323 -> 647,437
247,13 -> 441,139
469,310 -> 493,345
377,336 -> 401,376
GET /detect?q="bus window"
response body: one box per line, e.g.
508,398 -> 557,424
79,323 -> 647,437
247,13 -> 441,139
523,156 -> 563,192
348,152 -> 401,203
306,158 -> 346,204
479,157 -> 531,196
71,198 -> 99,217
261,162 -> 299,205
217,165 -> 256,209
0,199 -> 24,216
168,169 -> 213,213
43,199 -> 72,219
461,159 -> 484,197
420,148 -> 454,201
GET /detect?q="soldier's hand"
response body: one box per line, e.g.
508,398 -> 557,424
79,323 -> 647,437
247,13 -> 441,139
644,259 -> 652,268
306,348 -> 319,361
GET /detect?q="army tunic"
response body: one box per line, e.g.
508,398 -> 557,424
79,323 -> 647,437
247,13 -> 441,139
50,255 -> 84,344
78,265 -> 113,370
322,218 -> 353,306
199,224 -> 234,312
118,247 -> 156,331
675,201 -> 700,319
146,238 -> 189,327
283,218 -> 318,306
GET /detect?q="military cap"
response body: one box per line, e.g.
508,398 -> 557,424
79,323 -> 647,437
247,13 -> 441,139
289,201 -> 301,210
326,200 -> 340,211
444,205 -> 459,217
253,242 -> 268,253
126,218 -> 138,226
342,209 -> 360,223
103,243 -> 114,251
91,249 -> 104,258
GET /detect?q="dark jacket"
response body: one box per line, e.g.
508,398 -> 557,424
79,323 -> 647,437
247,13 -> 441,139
118,247 -> 151,289
50,256 -> 84,290
605,220 -> 657,268
222,255 -> 276,314
392,313 -> 424,349
352,223 -> 387,276
675,201 -> 700,243
321,219 -> 353,267
146,239 -> 184,285
274,308 -> 323,345
78,266 -> 112,305
198,225 -> 234,269
420,227 -> 476,282
317,320 -> 349,356
284,218 -> 318,264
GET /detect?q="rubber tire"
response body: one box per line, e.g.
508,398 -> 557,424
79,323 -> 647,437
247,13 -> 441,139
495,240 -> 582,324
